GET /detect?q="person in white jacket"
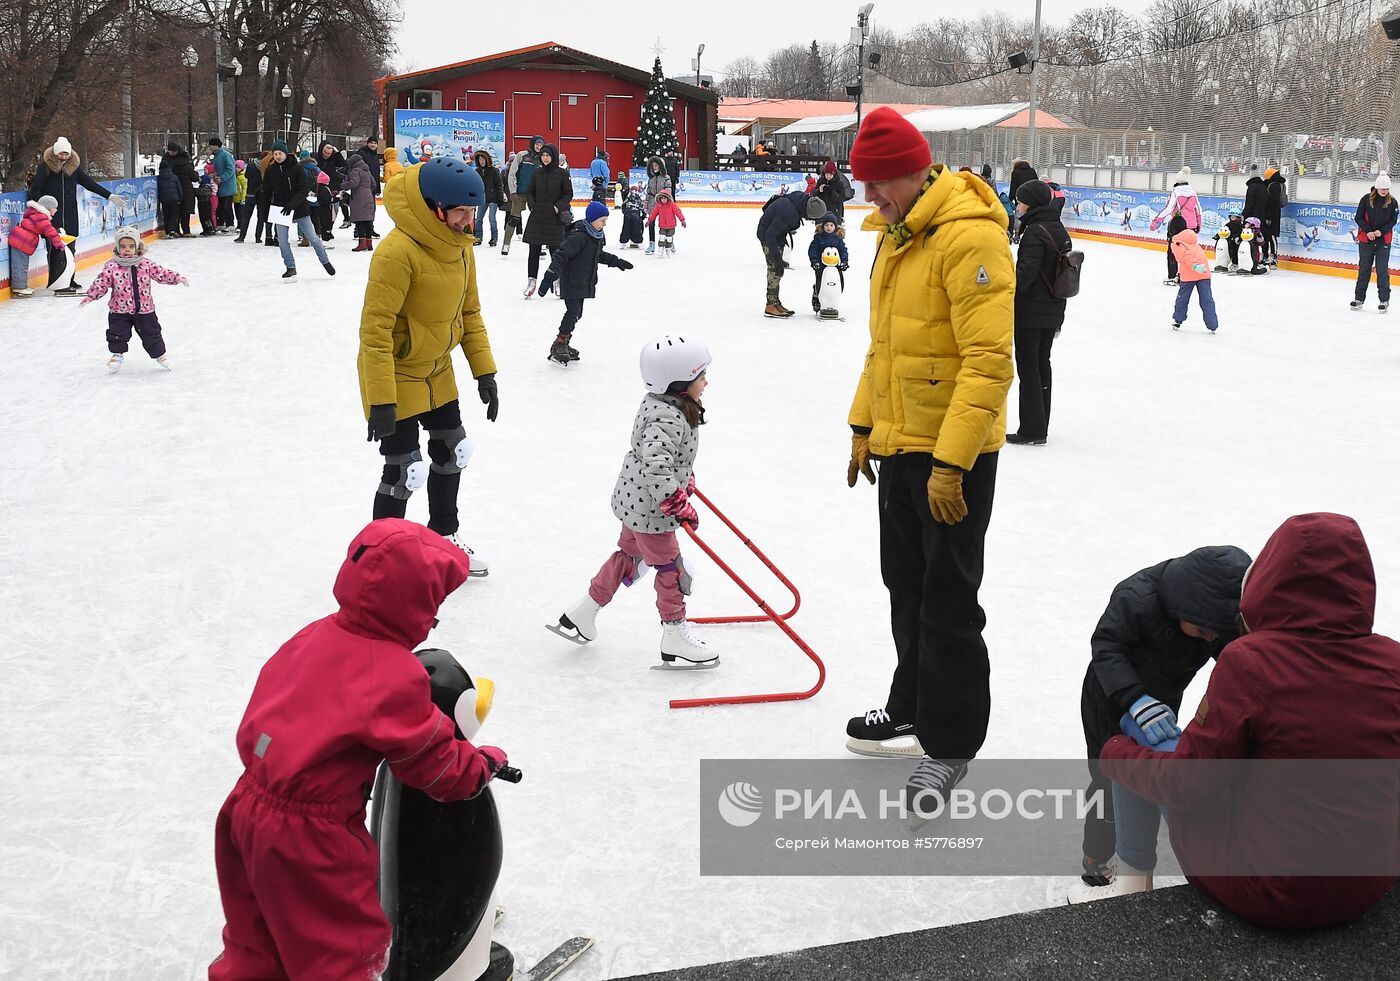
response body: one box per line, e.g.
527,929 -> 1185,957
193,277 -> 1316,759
1149,167 -> 1203,285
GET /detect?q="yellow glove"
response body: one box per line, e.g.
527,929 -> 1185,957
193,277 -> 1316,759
926,465 -> 968,524
847,433 -> 875,487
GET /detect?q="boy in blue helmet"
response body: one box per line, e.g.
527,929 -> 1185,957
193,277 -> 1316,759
359,158 -> 501,572
538,201 -> 633,365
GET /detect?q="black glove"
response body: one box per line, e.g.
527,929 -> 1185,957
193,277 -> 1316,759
839,263 -> 849,272
811,262 -> 821,271
538,273 -> 556,296
615,258 -> 633,271
477,373 -> 499,422
367,404 -> 396,442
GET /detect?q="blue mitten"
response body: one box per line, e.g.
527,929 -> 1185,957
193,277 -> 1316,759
1126,695 -> 1181,746
1119,712 -> 1180,752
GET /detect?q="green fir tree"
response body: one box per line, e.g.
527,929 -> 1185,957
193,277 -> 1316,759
633,56 -> 681,166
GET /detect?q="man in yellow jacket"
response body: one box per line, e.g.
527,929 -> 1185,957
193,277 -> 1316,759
359,157 -> 499,575
842,108 -> 1014,808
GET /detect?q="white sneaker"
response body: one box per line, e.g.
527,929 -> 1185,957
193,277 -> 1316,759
1065,857 -> 1153,904
445,534 -> 490,577
523,277 -> 537,298
558,595 -> 601,643
12,287 -> 33,296
106,353 -> 124,373
156,355 -> 171,371
660,619 -> 714,664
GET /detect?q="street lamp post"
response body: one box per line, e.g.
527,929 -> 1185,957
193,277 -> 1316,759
693,43 -> 704,88
282,82 -> 292,146
852,3 -> 874,132
308,93 -> 317,150
182,46 -> 199,151
218,58 -> 243,154
257,55 -> 269,146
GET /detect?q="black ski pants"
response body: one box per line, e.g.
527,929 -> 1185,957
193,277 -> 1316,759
1013,324 -> 1058,440
373,400 -> 465,537
879,451 -> 998,761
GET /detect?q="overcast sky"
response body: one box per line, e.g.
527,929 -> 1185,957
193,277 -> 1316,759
392,0 -> 1156,80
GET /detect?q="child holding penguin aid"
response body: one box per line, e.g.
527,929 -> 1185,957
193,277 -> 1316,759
538,201 -> 633,365
80,227 -> 188,372
808,212 -> 849,314
549,336 -> 716,668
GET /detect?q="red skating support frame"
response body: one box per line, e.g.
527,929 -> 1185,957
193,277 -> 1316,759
668,489 -> 826,710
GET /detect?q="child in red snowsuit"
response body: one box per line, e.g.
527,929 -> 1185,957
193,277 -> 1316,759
646,189 -> 686,255
209,519 -> 508,981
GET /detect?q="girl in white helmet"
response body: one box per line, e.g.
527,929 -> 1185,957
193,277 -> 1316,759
549,335 -> 716,667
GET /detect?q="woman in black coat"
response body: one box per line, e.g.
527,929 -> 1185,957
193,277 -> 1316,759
813,158 -> 854,227
472,149 -> 507,248
1008,179 -> 1070,445
157,144 -> 188,236
522,144 -> 573,292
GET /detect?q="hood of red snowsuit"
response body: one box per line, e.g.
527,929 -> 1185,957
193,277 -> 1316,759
332,519 -> 470,648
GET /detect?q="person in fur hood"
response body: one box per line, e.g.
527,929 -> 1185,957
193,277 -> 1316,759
80,227 -> 188,373
1149,166 -> 1203,284
29,137 -> 124,294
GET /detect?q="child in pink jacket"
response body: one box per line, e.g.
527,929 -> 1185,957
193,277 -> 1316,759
646,189 -> 686,255
80,227 -> 188,372
6,195 -> 66,296
1169,227 -> 1219,333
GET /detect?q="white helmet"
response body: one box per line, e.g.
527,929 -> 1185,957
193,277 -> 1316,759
640,335 -> 711,395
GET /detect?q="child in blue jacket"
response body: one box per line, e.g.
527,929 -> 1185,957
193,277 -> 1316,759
808,212 -> 849,311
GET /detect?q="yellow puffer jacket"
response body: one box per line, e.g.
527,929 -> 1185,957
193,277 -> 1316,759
383,147 -> 405,182
848,165 -> 1015,470
358,164 -> 496,420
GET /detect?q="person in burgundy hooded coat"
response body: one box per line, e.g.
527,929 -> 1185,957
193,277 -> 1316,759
1095,512 -> 1400,928
209,519 -> 508,980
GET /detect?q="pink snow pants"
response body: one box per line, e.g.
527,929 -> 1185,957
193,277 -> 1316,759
589,525 -> 685,621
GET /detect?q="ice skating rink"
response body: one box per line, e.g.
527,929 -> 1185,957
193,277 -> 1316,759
3,206 -> 1398,979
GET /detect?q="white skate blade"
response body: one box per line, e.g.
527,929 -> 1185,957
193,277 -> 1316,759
545,622 -> 591,645
845,735 -> 924,758
651,656 -> 719,671
467,568 -> 489,578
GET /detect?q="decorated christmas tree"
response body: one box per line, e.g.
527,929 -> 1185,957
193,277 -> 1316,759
633,56 -> 681,166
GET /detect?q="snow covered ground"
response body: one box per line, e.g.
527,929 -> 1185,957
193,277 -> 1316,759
3,205 -> 1398,980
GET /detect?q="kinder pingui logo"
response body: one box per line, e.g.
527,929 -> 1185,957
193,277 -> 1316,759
717,782 -> 764,827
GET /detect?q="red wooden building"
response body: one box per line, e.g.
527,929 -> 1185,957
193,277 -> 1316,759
374,42 -> 720,169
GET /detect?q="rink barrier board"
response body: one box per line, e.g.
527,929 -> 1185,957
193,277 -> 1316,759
1068,228 -> 1362,280
0,177 -> 159,301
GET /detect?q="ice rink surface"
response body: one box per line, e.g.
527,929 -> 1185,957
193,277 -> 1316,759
3,204 -> 1398,979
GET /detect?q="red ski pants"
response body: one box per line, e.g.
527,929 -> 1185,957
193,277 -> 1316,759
588,525 -> 685,621
210,775 -> 389,981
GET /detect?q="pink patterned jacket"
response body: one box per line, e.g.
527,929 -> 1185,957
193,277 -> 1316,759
84,257 -> 183,314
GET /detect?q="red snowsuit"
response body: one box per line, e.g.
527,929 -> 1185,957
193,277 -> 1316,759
1102,512 -> 1400,929
210,519 -> 504,980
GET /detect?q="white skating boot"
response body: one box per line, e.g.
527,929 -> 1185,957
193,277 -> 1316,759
106,353 -> 124,373
657,619 -> 716,668
523,277 -> 537,298
547,595 -> 600,645
1065,857 -> 1153,904
156,355 -> 171,371
445,534 -> 490,577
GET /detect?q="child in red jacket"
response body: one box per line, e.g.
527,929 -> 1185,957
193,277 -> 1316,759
210,519 -> 508,981
80,227 -> 187,373
646,189 -> 686,256
7,195 -> 66,296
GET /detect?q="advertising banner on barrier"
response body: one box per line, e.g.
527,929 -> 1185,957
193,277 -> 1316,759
393,110 -> 508,167
2,177 -> 158,291
1051,183 -> 1385,270
568,168 -> 868,206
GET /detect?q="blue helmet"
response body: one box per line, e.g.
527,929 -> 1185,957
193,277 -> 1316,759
418,156 -> 485,211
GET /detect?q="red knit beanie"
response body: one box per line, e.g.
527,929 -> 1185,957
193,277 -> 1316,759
849,107 -> 931,181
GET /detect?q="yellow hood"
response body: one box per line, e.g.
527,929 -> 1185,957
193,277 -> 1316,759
383,163 -> 471,262
862,164 -> 1009,236
385,147 -> 399,162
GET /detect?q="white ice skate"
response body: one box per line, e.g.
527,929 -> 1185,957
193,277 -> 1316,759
1065,857 -> 1153,904
523,277 -> 537,298
156,355 -> 171,371
653,619 -> 717,669
106,353 -> 124,373
546,595 -> 600,645
445,534 -> 490,577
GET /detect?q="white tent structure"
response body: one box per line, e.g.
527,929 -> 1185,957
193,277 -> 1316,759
770,102 -> 1042,165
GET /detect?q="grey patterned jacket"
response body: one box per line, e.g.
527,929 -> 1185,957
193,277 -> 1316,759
611,393 -> 698,533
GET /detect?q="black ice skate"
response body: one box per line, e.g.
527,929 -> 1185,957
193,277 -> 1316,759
547,336 -> 579,366
845,708 -> 922,758
905,757 -> 969,831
